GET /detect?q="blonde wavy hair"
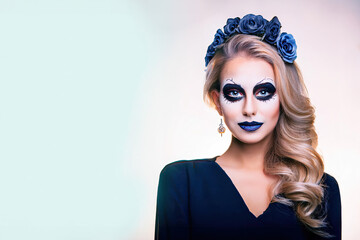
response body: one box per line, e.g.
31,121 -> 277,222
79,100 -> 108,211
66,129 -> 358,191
203,34 -> 331,238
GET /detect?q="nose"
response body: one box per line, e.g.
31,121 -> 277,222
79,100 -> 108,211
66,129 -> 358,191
242,96 -> 257,116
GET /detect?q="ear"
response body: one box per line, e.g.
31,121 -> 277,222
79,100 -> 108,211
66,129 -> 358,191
210,90 -> 223,116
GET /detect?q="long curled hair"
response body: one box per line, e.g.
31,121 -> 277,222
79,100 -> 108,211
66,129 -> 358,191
203,34 -> 331,237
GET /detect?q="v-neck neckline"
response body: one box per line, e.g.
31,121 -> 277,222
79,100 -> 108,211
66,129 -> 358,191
210,155 -> 274,220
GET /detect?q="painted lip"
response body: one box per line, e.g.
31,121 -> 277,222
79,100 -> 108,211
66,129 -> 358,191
238,121 -> 263,132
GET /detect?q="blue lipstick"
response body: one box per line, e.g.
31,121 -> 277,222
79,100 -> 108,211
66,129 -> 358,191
238,121 -> 263,132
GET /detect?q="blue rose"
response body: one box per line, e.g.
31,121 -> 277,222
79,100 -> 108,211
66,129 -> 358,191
237,14 -> 268,36
205,29 -> 226,66
277,32 -> 297,63
223,17 -> 240,36
205,44 -> 216,66
264,16 -> 281,45
206,44 -> 216,55
212,29 -> 226,46
205,54 -> 212,67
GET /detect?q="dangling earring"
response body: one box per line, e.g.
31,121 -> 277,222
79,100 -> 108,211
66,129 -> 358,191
218,118 -> 226,137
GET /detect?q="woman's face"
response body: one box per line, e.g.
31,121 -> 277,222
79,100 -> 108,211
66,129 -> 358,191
212,55 -> 280,144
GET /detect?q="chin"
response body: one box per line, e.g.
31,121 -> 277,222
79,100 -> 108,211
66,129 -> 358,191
231,128 -> 274,145
233,135 -> 267,144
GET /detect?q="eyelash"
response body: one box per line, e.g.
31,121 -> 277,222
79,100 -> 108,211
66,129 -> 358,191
255,89 -> 275,101
223,91 -> 275,103
258,95 -> 276,103
223,97 -> 237,104
223,90 -> 243,103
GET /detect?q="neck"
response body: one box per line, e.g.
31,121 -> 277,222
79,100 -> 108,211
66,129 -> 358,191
221,133 -> 274,171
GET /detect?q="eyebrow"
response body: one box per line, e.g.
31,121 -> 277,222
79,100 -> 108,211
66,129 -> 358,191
225,78 -> 237,84
224,77 -> 275,87
256,77 -> 275,85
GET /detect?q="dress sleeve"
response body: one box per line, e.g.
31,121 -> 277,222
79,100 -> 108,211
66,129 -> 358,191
323,173 -> 342,240
155,163 -> 190,240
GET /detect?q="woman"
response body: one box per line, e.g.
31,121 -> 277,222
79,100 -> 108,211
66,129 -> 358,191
155,14 -> 341,240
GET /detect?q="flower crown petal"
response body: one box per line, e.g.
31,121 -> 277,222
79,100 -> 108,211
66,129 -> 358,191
205,14 -> 297,66
264,16 -> 282,45
238,14 -> 267,36
277,32 -> 297,63
223,17 -> 240,36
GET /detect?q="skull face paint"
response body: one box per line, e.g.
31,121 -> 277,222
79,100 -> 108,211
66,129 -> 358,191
215,55 -> 280,144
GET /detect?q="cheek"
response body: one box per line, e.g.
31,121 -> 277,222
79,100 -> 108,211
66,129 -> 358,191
261,99 -> 280,121
219,98 -> 243,118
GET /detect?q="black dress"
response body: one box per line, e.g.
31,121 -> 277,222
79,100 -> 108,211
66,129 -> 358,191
155,156 -> 341,240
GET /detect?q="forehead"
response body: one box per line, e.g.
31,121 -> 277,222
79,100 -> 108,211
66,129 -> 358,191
220,56 -> 275,87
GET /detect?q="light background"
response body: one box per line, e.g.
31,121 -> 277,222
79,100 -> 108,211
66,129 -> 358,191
0,0 -> 359,239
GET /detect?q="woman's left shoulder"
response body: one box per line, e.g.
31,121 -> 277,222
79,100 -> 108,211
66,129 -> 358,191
321,172 -> 341,203
321,172 -> 340,190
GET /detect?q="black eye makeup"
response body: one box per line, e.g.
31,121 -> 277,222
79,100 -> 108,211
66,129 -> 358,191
222,83 -> 245,102
222,81 -> 276,103
253,82 -> 276,101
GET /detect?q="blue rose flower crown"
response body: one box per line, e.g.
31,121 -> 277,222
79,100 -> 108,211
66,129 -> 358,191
205,14 -> 297,67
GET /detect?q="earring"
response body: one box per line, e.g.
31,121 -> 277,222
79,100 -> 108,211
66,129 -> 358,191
218,118 -> 226,137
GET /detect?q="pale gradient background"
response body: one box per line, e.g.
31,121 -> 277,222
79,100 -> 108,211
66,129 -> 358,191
0,0 -> 359,239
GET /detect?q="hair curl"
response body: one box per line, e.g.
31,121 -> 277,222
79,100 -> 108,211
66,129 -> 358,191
203,34 -> 331,238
